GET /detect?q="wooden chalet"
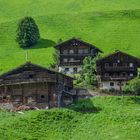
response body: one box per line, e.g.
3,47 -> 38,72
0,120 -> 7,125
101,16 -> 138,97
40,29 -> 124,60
0,62 -> 75,108
96,51 -> 140,90
55,38 -> 102,74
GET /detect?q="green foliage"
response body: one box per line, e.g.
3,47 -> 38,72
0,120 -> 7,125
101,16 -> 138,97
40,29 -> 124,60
0,96 -> 140,140
16,17 -> 40,48
123,77 -> 140,95
81,56 -> 97,86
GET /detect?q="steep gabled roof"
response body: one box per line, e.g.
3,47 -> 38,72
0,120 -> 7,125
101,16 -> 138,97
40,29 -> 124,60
0,62 -> 74,80
96,50 -> 140,64
55,38 -> 102,53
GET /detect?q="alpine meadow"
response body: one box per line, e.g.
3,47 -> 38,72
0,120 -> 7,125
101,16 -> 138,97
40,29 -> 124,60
0,0 -> 140,73
0,1 -> 140,140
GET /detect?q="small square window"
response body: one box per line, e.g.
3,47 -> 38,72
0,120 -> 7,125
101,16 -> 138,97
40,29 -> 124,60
41,95 -> 45,99
113,63 -> 117,67
63,50 -> 68,54
69,58 -> 74,62
105,63 -> 109,68
73,67 -> 78,73
65,68 -> 69,72
78,49 -> 83,54
129,63 -> 133,67
110,82 -> 114,86
69,50 -> 74,54
105,73 -> 109,77
130,73 -> 133,77
123,63 -> 127,67
84,49 -> 89,54
63,58 -> 68,62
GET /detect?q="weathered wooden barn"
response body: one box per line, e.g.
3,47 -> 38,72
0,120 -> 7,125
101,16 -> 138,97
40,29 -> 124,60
0,62 -> 74,108
96,51 -> 140,90
55,38 -> 102,74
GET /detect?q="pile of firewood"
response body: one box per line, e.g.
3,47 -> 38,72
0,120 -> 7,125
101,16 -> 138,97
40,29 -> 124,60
12,105 -> 39,112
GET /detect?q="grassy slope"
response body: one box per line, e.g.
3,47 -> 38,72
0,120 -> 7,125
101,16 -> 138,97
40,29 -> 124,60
0,96 -> 140,140
0,0 -> 140,73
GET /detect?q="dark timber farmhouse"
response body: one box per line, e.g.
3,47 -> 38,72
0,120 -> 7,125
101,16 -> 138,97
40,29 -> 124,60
55,38 -> 102,74
0,62 -> 74,108
96,51 -> 140,90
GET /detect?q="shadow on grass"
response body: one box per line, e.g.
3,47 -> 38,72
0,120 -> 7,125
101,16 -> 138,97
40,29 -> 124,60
21,38 -> 56,50
67,98 -> 101,114
130,96 -> 140,104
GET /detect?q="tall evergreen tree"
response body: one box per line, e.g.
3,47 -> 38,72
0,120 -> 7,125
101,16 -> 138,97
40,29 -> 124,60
16,17 -> 40,48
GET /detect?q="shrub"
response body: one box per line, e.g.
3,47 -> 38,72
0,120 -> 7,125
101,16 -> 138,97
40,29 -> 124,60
123,77 -> 140,95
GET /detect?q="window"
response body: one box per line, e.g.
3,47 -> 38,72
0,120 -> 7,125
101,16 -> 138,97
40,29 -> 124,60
123,63 -> 127,67
3,96 -> 7,99
110,82 -> 114,86
113,63 -> 117,67
117,60 -> 120,63
63,50 -> 68,54
129,63 -> 133,67
105,63 -> 109,68
65,68 -> 69,72
41,95 -> 45,99
69,58 -> 74,62
73,67 -> 78,73
113,73 -> 118,77
121,72 -> 127,77
69,50 -> 74,54
78,49 -> 83,54
63,58 -> 68,62
105,73 -> 109,77
130,73 -> 134,77
84,49 -> 89,54
29,74 -> 33,78
73,42 -> 78,46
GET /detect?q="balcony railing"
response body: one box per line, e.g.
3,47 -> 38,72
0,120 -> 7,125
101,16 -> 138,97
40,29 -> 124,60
105,66 -> 134,71
59,61 -> 82,66
60,53 -> 95,56
0,75 -> 57,85
101,76 -> 134,81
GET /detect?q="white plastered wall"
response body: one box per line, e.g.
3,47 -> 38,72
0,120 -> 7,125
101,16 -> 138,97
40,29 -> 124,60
100,81 -> 127,91
59,66 -> 82,74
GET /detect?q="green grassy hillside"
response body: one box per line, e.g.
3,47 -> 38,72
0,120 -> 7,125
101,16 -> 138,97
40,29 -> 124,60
0,96 -> 140,140
0,0 -> 140,73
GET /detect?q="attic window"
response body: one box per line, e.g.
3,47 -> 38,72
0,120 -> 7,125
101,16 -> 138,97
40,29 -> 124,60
73,42 -> 78,46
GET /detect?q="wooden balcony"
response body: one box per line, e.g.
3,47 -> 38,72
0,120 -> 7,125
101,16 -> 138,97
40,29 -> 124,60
105,66 -> 135,71
0,75 -> 57,85
60,53 -> 95,57
101,76 -> 134,81
59,61 -> 83,66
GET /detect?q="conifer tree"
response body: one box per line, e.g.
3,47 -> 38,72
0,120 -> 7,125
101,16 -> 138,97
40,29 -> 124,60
16,17 -> 40,48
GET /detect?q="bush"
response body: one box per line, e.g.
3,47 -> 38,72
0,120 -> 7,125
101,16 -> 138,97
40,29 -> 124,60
16,17 -> 40,48
123,77 -> 140,95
